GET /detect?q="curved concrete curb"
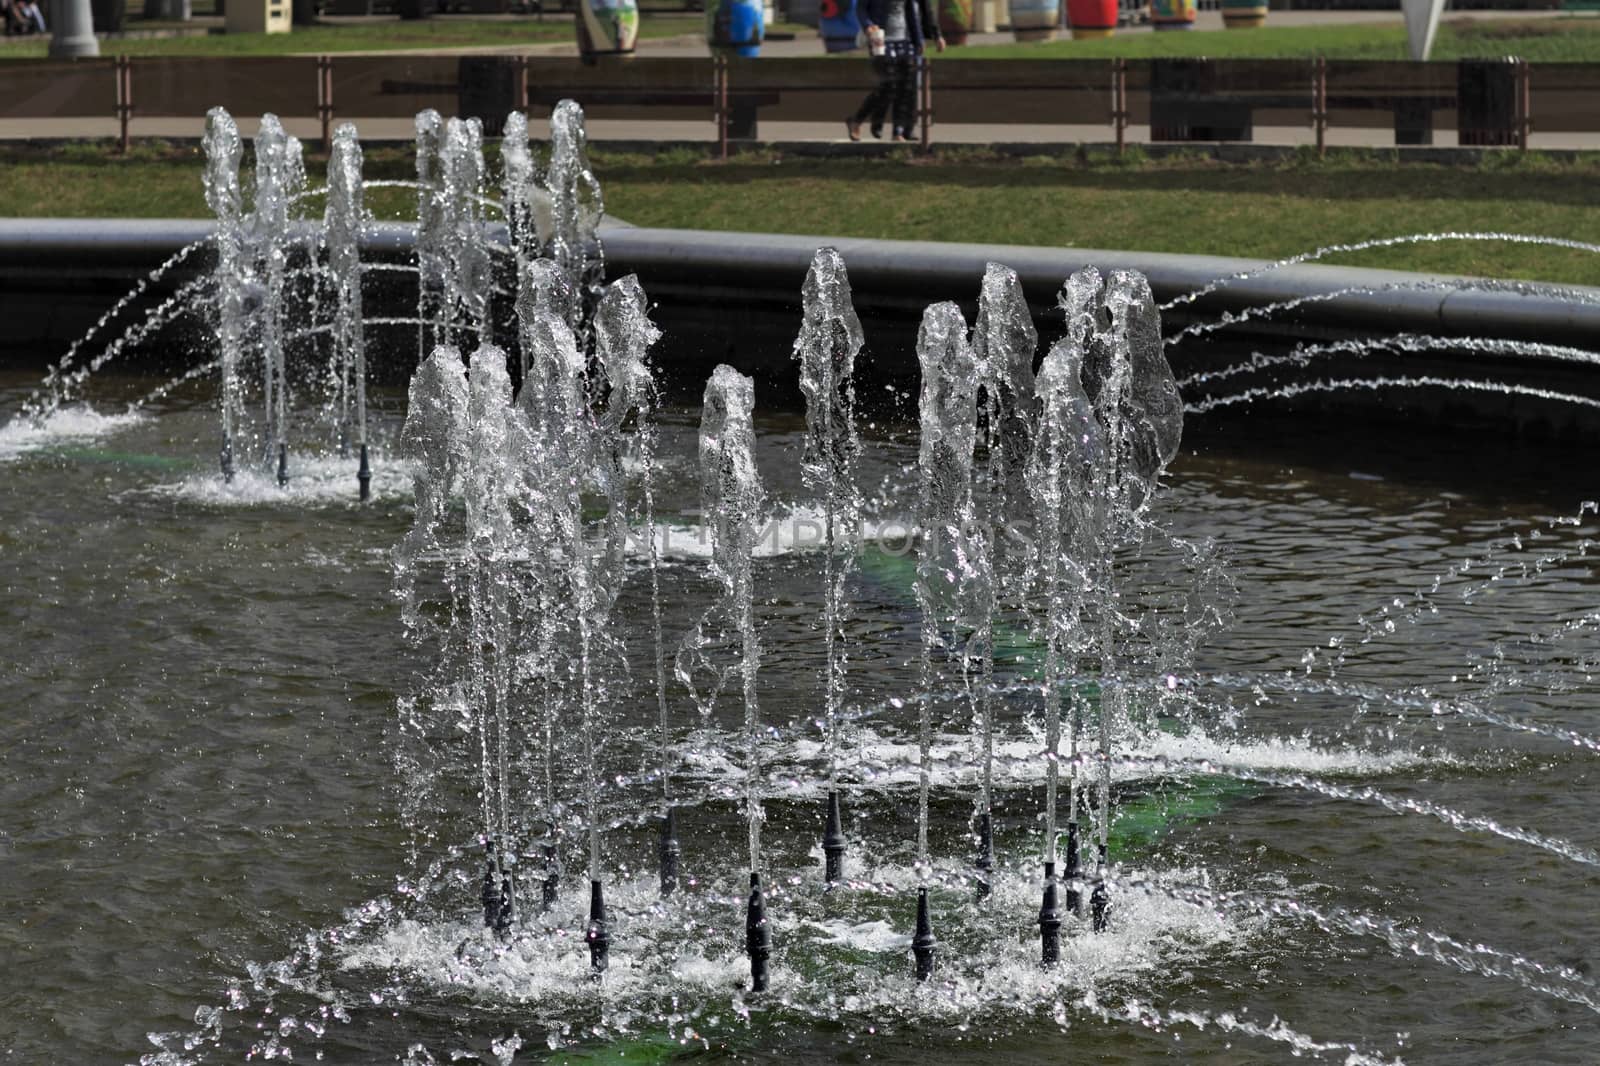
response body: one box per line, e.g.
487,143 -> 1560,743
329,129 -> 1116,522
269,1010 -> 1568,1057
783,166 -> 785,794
1,217 -> 1596,351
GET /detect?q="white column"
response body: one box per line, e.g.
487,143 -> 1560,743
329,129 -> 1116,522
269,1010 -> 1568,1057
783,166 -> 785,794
49,0 -> 101,57
1402,0 -> 1445,61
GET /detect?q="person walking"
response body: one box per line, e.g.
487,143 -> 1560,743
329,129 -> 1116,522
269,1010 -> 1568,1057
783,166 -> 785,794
845,0 -> 943,143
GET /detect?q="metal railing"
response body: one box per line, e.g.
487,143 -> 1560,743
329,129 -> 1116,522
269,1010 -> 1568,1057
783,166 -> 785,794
0,53 -> 1587,152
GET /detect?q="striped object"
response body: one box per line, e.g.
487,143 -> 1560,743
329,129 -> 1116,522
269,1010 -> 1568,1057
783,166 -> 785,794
1221,0 -> 1266,28
1150,0 -> 1196,30
1009,0 -> 1060,42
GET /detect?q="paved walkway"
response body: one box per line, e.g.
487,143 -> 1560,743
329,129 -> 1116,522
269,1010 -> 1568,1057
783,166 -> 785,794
6,113 -> 1593,151
0,9 -> 1591,148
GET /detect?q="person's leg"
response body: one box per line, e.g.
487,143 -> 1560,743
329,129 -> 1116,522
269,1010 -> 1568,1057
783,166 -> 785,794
851,56 -> 895,138
891,57 -> 917,140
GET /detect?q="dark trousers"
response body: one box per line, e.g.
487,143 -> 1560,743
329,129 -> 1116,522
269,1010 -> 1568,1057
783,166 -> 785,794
852,45 -> 919,139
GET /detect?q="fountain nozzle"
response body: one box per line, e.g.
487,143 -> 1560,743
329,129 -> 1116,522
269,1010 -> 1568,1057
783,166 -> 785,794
357,442 -> 371,502
823,790 -> 846,885
1090,843 -> 1110,933
974,809 -> 995,901
746,871 -> 771,993
659,807 -> 680,897
480,844 -> 500,930
276,443 -> 288,487
494,872 -> 514,938
911,886 -> 936,982
586,879 -> 609,975
541,837 -> 558,913
220,435 -> 234,484
1039,861 -> 1062,967
1064,820 -> 1082,917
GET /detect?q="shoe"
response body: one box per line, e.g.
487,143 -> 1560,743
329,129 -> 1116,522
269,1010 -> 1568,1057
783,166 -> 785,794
871,125 -> 884,140
892,133 -> 909,142
845,117 -> 862,142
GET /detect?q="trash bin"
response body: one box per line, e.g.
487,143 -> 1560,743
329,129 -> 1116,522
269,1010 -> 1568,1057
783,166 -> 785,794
224,0 -> 289,32
1150,58 -> 1253,141
458,57 -> 520,137
1458,58 -> 1519,147
143,0 -> 192,20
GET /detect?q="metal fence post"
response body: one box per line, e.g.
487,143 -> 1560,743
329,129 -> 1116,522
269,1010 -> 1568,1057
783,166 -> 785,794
1313,56 -> 1327,157
919,55 -> 931,153
317,55 -> 334,153
1517,57 -> 1531,152
115,56 -> 132,154
714,54 -> 728,161
1112,58 -> 1127,156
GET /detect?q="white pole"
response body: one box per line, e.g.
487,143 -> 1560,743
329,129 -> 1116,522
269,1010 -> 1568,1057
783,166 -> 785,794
49,0 -> 101,57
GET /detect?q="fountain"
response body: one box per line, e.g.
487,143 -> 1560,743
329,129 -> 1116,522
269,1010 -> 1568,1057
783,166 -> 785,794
1,100 -> 1599,1066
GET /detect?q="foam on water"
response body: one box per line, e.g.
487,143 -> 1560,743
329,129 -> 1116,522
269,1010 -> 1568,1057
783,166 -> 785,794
338,862 -> 1255,1033
677,722 -> 1438,804
0,404 -> 145,461
141,454 -> 414,506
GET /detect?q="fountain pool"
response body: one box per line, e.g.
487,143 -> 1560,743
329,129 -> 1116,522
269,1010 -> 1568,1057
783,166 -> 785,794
2,106 -> 1599,1066
4,361 -> 1599,1064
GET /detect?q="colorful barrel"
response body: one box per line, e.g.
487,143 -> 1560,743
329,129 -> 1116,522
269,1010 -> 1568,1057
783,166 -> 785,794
1220,0 -> 1266,28
939,0 -> 972,45
1065,0 -> 1115,38
818,0 -> 862,53
1150,0 -> 1196,30
1008,0 -> 1060,40
707,0 -> 765,56
577,0 -> 639,56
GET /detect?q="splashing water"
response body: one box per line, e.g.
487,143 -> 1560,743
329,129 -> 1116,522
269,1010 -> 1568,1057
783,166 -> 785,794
698,366 -> 765,872
913,301 -> 979,880
793,247 -> 866,850
4,99 -> 1594,1066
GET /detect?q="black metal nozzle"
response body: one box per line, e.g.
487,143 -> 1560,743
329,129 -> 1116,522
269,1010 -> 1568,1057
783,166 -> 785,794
540,829 -> 559,912
541,839 -> 559,913
974,809 -> 995,901
659,807 -> 680,898
1090,843 -> 1110,933
220,435 -> 234,484
586,879 -> 609,974
1039,861 -> 1062,967
1064,821 -> 1082,917
276,442 -> 288,487
480,851 -> 501,930
494,874 -> 514,937
911,886 -> 936,982
823,790 -> 846,885
357,442 -> 371,502
746,872 -> 771,993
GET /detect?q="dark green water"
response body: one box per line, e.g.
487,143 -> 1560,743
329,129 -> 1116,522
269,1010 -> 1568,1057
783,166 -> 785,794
2,369 -> 1597,1065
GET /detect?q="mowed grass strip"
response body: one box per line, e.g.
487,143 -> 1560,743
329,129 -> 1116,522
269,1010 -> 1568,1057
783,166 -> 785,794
949,16 -> 1600,61
2,142 -> 1597,286
0,13 -> 706,57
1,12 -> 1596,59
600,151 -> 1600,286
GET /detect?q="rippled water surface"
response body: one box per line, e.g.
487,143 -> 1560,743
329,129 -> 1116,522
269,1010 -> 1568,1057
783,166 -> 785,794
2,369 -> 1597,1065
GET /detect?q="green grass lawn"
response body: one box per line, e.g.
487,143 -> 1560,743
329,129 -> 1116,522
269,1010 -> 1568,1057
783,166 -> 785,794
3,141 -> 1597,286
0,12 -> 713,57
4,10 -> 1597,59
601,149 -> 1600,284
950,15 -> 1600,61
